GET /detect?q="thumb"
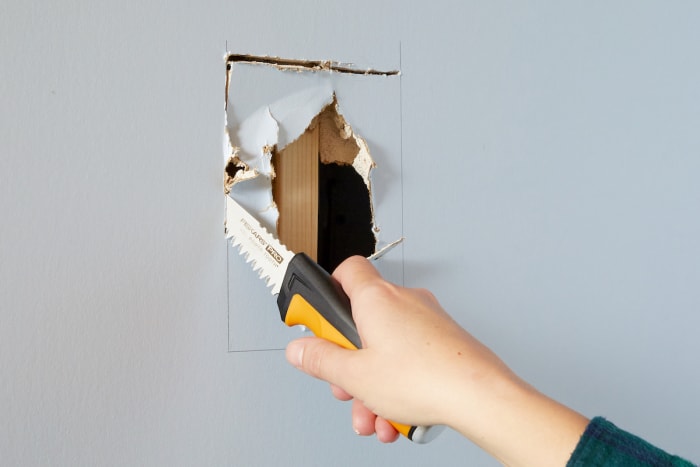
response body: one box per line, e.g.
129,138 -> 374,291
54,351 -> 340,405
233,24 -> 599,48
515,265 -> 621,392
286,336 -> 354,388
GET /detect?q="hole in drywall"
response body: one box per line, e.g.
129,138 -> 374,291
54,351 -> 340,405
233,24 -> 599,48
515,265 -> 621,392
271,98 -> 376,272
225,54 -> 403,352
224,156 -> 245,188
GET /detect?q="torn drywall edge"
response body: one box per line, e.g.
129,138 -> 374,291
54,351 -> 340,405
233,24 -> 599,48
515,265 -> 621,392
224,85 -> 363,226
225,54 -> 404,350
269,85 -> 336,149
223,104 -> 279,230
226,53 -> 400,76
224,85 -> 337,232
226,85 -> 335,178
312,98 -> 378,246
235,106 -> 278,172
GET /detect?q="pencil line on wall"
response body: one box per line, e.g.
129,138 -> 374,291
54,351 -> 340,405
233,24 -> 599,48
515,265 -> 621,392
399,40 -> 405,287
226,238 -> 231,351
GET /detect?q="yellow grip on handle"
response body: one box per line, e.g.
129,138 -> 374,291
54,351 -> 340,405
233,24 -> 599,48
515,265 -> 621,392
283,293 -> 414,439
284,294 -> 356,350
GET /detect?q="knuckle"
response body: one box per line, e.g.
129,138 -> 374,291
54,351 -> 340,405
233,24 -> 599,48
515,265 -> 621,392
414,287 -> 439,304
304,344 -> 325,377
360,279 -> 398,300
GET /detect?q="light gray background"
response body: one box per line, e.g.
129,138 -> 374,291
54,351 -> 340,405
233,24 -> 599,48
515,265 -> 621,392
2,2 -> 698,465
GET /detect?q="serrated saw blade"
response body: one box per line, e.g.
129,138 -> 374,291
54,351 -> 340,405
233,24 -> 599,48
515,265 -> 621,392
225,195 -> 295,295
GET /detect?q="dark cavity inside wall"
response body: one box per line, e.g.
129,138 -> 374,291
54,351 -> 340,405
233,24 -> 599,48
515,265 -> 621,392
271,100 -> 376,273
318,162 -> 374,272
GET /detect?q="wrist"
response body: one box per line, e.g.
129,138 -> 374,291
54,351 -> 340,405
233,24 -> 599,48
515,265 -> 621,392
447,366 -> 588,467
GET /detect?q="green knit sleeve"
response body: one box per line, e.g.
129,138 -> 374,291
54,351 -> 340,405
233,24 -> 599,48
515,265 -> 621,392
567,417 -> 696,466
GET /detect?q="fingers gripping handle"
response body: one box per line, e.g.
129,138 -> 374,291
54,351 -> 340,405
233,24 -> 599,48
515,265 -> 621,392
278,253 -> 361,350
277,253 -> 442,443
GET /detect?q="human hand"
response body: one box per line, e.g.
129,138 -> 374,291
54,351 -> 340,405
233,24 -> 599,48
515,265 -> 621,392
284,256 -> 518,440
285,256 -> 588,466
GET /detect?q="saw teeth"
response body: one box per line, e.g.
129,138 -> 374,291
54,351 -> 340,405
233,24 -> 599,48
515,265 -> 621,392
225,196 -> 292,295
229,238 -> 277,291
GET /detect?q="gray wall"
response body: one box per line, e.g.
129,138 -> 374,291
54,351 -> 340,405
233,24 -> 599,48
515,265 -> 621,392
2,1 -> 698,465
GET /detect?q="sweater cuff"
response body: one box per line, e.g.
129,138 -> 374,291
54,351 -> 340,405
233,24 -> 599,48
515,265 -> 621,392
567,416 -> 696,466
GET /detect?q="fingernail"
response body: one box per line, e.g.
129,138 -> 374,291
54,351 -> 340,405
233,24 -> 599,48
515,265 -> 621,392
353,426 -> 360,435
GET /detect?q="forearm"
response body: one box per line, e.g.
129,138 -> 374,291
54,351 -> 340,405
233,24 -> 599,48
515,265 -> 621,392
287,257 -> 694,465
446,366 -> 588,467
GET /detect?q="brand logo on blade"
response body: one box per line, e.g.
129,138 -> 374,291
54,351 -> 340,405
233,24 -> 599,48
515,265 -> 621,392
266,245 -> 283,264
242,219 -> 267,246
241,218 -> 283,265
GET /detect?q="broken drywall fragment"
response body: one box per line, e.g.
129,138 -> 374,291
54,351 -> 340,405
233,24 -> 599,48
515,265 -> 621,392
224,154 -> 257,194
315,97 -> 376,187
233,106 -> 278,174
225,84 -> 336,184
224,85 -> 339,236
269,84 -> 335,149
352,135 -> 375,190
224,105 -> 279,193
224,104 -> 280,231
368,237 -> 405,261
317,100 -> 362,164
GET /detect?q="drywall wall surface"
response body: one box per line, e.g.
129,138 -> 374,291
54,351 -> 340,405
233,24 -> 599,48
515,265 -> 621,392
2,1 -> 699,466
397,3 -> 700,460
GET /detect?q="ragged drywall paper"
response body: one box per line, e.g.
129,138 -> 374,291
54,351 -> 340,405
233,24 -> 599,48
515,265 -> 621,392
225,85 -> 335,232
225,56 -> 402,351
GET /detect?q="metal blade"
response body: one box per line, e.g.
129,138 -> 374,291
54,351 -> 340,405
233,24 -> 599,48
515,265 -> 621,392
225,196 -> 295,295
